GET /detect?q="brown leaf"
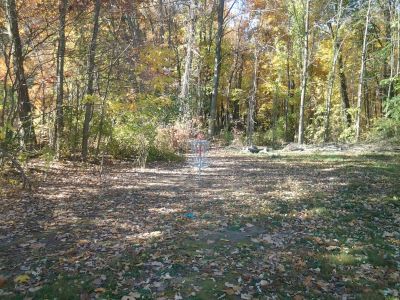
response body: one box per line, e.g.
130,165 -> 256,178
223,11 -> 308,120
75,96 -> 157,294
303,275 -> 313,287
0,275 -> 6,288
316,280 -> 329,291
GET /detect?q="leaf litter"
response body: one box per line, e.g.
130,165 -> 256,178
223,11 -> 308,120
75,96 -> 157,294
0,150 -> 399,299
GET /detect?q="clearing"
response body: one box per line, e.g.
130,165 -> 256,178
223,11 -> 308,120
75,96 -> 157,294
0,149 -> 399,299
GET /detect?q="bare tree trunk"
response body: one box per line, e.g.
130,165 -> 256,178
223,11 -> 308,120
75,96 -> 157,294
285,12 -> 292,142
54,0 -> 68,158
247,46 -> 258,146
208,0 -> 225,136
4,0 -> 37,148
224,19 -> 242,131
297,0 -> 310,144
82,0 -> 101,161
165,1 -> 181,84
96,54 -> 114,154
397,4 -> 400,78
355,0 -> 372,142
323,0 -> 343,142
233,54 -> 244,121
337,50 -> 351,126
1,45 -> 11,128
386,0 -> 395,100
179,0 -> 197,120
272,83 -> 279,145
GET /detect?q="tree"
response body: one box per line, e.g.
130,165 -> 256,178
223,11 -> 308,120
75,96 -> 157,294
355,0 -> 372,142
208,0 -> 225,136
323,0 -> 344,142
54,0 -> 68,157
179,0 -> 197,121
298,0 -> 311,144
82,0 -> 101,161
4,0 -> 37,148
247,43 -> 258,146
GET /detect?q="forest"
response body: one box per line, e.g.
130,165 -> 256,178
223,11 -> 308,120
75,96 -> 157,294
0,0 -> 399,161
0,0 -> 400,299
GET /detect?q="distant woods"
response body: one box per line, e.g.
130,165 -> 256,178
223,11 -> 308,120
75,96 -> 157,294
0,0 -> 399,162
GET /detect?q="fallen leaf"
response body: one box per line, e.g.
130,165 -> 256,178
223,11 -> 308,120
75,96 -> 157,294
303,275 -> 313,287
383,231 -> 396,238
30,242 -> 46,249
261,234 -> 273,243
259,280 -> 268,287
223,288 -> 236,295
14,274 -> 30,284
225,282 -> 241,292
95,287 -> 106,293
326,246 -> 340,251
0,275 -> 6,288
28,286 -> 42,292
121,291 -> 141,300
316,280 -> 329,291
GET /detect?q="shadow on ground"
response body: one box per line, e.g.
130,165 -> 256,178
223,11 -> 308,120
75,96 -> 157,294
0,151 -> 399,299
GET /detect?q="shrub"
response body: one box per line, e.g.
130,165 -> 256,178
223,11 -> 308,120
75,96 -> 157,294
369,95 -> 400,143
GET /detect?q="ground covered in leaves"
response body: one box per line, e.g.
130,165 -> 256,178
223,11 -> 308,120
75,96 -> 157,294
0,149 -> 399,299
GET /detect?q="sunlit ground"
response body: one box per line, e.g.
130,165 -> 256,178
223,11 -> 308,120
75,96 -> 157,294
0,151 -> 399,299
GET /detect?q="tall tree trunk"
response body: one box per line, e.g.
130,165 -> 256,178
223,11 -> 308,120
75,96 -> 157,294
82,0 -> 101,161
396,4 -> 400,78
208,0 -> 225,136
233,54 -> 244,121
1,46 -> 11,128
179,0 -> 197,120
165,2 -> 181,84
386,0 -> 395,100
337,50 -> 351,126
158,0 -> 165,43
247,46 -> 258,146
297,0 -> 310,144
4,0 -> 37,148
225,20 -> 242,131
96,51 -> 114,155
355,0 -> 372,142
323,0 -> 343,142
285,12 -> 292,142
54,0 -> 68,158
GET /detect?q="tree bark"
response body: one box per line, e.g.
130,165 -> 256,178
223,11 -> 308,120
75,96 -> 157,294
386,0 -> 395,101
82,0 -> 101,161
285,10 -> 293,142
355,0 -> 372,142
247,46 -> 258,146
4,0 -> 37,148
337,50 -> 351,126
54,0 -> 68,158
225,20 -> 242,131
179,0 -> 197,120
297,0 -> 310,144
208,0 -> 225,136
323,0 -> 343,142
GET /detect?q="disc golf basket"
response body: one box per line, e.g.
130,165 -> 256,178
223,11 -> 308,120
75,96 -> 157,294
189,139 -> 209,175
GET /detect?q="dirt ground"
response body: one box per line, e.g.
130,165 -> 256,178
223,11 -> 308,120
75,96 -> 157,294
0,148 -> 399,299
